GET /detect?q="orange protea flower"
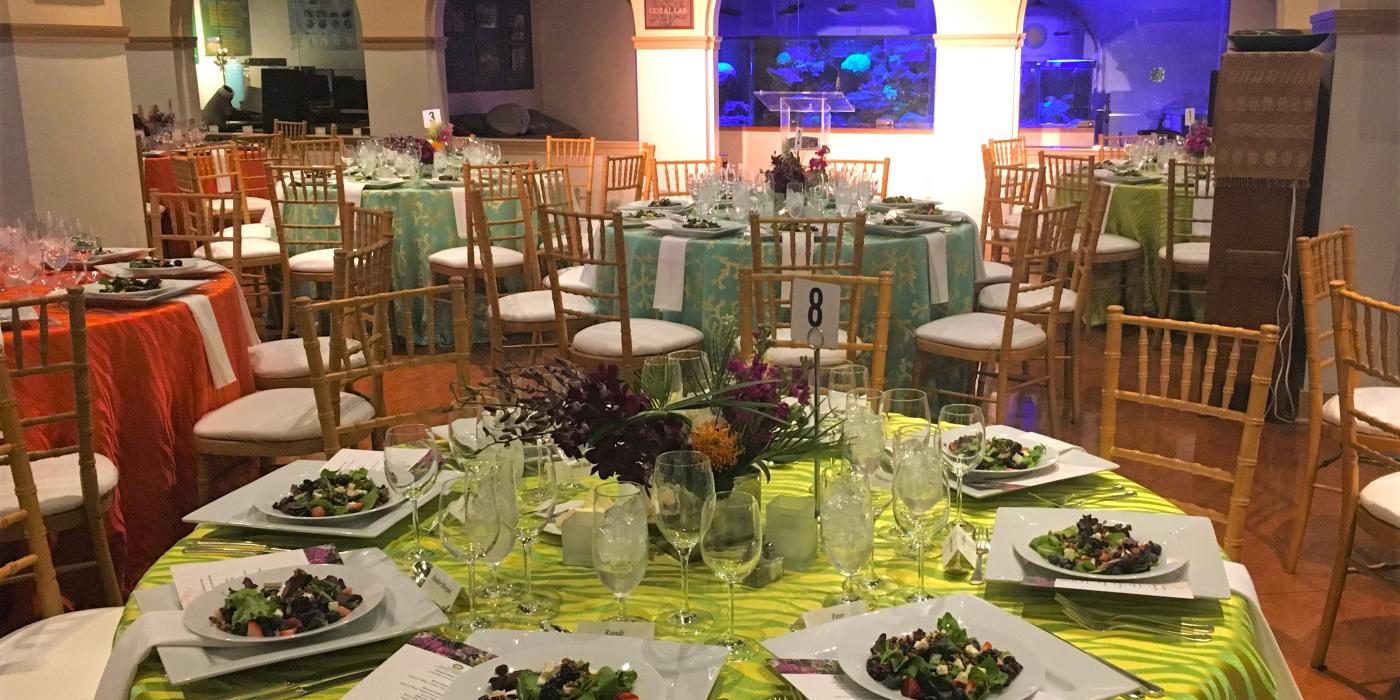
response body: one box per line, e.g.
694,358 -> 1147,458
691,420 -> 742,472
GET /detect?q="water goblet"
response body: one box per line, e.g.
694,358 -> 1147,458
938,404 -> 985,529
702,490 -> 762,660
821,467 -> 874,606
384,424 -> 442,576
439,466 -> 503,638
652,450 -> 716,631
892,424 -> 946,602
593,481 -> 650,622
478,453 -> 523,603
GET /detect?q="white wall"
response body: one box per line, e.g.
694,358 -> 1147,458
535,0 -> 638,140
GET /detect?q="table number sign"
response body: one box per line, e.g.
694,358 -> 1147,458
790,277 -> 840,350
422,108 -> 443,129
643,0 -> 693,29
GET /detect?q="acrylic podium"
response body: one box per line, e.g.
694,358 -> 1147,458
754,91 -> 854,155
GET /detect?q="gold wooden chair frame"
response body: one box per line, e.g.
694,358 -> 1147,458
748,212 -> 867,278
545,135 -> 596,211
273,119 -> 308,140
0,289 -> 121,605
149,190 -> 281,322
235,132 -> 284,161
1312,281 -> 1400,668
988,137 -> 1028,167
981,164 -> 1045,263
430,162 -> 536,310
1099,133 -> 1142,160
282,137 -> 344,167
651,158 -> 722,199
739,270 -> 894,392
600,154 -> 646,212
268,164 -> 349,339
1160,158 -> 1214,318
1099,305 -> 1279,560
1039,153 -> 1095,234
827,158 -> 891,199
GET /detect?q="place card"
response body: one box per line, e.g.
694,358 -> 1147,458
322,448 -> 385,472
419,563 -> 463,610
352,127 -> 363,136
344,632 -> 495,700
559,508 -> 597,567
170,544 -> 339,607
941,524 -> 975,573
241,125 -> 253,133
771,659 -> 866,699
801,600 -> 867,629
575,619 -> 654,639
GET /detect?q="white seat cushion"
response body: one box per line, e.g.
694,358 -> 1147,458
571,319 -> 703,358
193,237 -> 281,260
1360,472 -> 1400,528
249,337 -> 365,380
0,453 -> 118,518
980,260 -> 1013,284
1158,241 -> 1211,267
218,196 -> 271,213
428,245 -> 525,270
764,328 -> 852,367
978,283 -> 1076,313
0,607 -> 122,700
1322,387 -> 1400,436
1075,233 -> 1142,255
288,247 -> 336,273
915,312 -> 1047,351
545,266 -> 595,293
193,388 -> 376,442
219,223 -> 275,240
494,290 -> 595,323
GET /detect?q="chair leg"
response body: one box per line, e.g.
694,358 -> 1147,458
1069,321 -> 1082,422
995,362 -> 1010,425
1285,416 -> 1329,573
1046,354 -> 1063,437
1311,500 -> 1359,669
197,452 -> 215,505
85,502 -> 123,606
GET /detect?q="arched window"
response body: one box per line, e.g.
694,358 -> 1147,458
717,1 -> 935,129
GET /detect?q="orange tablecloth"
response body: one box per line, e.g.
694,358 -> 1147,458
9,275 -> 256,591
141,153 -> 270,199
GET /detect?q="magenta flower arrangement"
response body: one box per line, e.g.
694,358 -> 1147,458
383,135 -> 435,164
1185,123 -> 1212,157
765,145 -> 832,194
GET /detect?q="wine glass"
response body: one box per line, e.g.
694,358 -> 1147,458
821,467 -> 873,606
439,466 -> 502,638
938,404 -> 985,529
384,424 -> 442,576
881,388 -> 931,424
592,481 -> 649,622
892,423 -> 945,602
652,450 -> 716,631
702,490 -> 762,660
822,362 -> 869,420
477,452 -> 523,603
842,401 -> 887,591
510,439 -> 559,620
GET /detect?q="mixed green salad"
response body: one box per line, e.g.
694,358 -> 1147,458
882,195 -> 916,204
908,203 -> 945,216
622,208 -> 665,220
478,658 -> 639,700
98,277 -> 161,293
129,257 -> 183,269
271,467 -> 389,518
682,216 -> 721,229
1028,514 -> 1162,575
647,197 -> 684,208
866,613 -> 1024,700
210,569 -> 363,637
972,437 -> 1047,472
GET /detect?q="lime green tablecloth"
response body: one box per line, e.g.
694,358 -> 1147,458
119,457 -> 1275,699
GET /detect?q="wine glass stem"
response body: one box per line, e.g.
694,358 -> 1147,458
521,540 -> 534,598
618,595 -> 627,620
679,549 -> 692,612
466,563 -> 477,616
726,582 -> 737,640
409,498 -> 424,554
955,474 -> 966,525
916,540 -> 927,596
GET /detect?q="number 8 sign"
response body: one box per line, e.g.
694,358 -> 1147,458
790,277 -> 841,349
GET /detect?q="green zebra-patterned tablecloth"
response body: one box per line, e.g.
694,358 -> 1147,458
119,449 -> 1275,699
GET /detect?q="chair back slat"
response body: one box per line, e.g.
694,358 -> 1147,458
826,158 -> 891,199
149,190 -> 252,265
1165,159 -> 1215,249
1000,204 -> 1077,345
1040,153 -> 1095,233
749,213 -> 866,279
534,206 -> 637,360
1099,133 -> 1142,160
273,119 -> 309,139
601,154 -> 646,211
524,166 -> 575,214
652,159 -> 721,199
988,137 -> 1027,166
981,164 -> 1044,257
545,136 -> 596,209
267,165 -> 347,251
282,137 -> 343,167
333,207 -> 396,300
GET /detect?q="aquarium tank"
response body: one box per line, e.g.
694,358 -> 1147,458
1019,59 -> 1095,128
716,0 -> 935,130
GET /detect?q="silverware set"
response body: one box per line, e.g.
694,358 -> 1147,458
180,539 -> 286,556
1027,482 -> 1138,509
206,665 -> 378,700
969,525 -> 992,585
1056,593 -> 1214,643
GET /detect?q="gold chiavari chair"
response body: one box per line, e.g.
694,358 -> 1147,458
981,164 -> 1044,264
651,158 -> 721,199
827,158 -> 891,199
282,137 -> 344,167
1039,153 -> 1095,233
748,212 -> 866,279
641,142 -> 657,196
536,206 -> 702,368
545,135 -> 596,211
429,162 -> 536,309
273,119 -> 308,140
988,136 -> 1027,166
267,164 -> 348,338
600,154 -> 647,212
523,166 -> 592,295
235,132 -> 284,161
0,335 -> 62,619
1160,158 -> 1214,318
1312,281 -> 1400,668
299,279 -> 474,454
740,270 -> 894,392
917,204 -> 1078,434
149,190 -> 282,317
0,289 -> 121,605
1099,133 -> 1142,160
174,143 -> 273,221
1099,305 -> 1279,560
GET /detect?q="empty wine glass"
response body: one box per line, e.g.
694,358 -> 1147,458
652,450 -> 716,631
821,467 -> 873,606
938,404 -> 985,529
384,424 -> 442,576
702,490 -> 762,660
510,439 -> 559,620
892,423 -> 945,602
785,184 -> 805,217
439,466 -> 502,638
477,452 -> 523,603
823,362 -> 869,421
593,481 -> 650,622
667,349 -> 714,426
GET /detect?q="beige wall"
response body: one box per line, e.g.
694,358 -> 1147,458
535,0 -> 637,140
0,0 -> 123,25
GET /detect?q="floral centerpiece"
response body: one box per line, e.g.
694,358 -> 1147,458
383,135 -> 435,164
764,145 -> 830,195
426,118 -> 453,152
142,104 -> 176,134
1185,123 -> 1212,159
459,318 -> 835,493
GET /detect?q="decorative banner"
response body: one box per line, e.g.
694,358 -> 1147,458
199,0 -> 252,56
644,0 -> 694,29
288,0 -> 359,51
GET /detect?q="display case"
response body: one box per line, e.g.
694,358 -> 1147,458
754,91 -> 853,154
1019,58 -> 1095,128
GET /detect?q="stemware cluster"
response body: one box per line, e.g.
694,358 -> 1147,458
0,212 -> 99,291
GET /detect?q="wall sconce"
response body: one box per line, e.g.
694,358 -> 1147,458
1149,67 -> 1166,83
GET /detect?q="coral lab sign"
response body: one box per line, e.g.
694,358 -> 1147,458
644,0 -> 693,29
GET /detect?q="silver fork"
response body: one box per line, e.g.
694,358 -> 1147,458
970,525 -> 992,585
1056,594 -> 1215,633
1061,604 -> 1213,642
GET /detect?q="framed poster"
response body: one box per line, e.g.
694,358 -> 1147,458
444,0 -> 533,93
288,0 -> 358,51
644,0 -> 693,30
199,0 -> 252,56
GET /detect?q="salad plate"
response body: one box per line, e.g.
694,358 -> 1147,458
74,247 -> 152,266
868,197 -> 939,211
80,278 -> 210,307
626,196 -> 693,212
959,426 -> 1120,499
1012,513 -> 1188,581
253,466 -> 404,523
446,642 -> 664,699
963,434 -> 1060,482
97,257 -> 226,279
182,564 -> 386,644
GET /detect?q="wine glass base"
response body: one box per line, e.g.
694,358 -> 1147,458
706,634 -> 762,662
901,589 -> 936,604
822,591 -> 865,607
506,591 -> 561,622
657,607 -> 714,632
477,579 -> 524,602
603,614 -> 650,623
443,613 -> 492,641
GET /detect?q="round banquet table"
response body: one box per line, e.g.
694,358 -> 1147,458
8,274 -> 256,591
117,442 -> 1276,699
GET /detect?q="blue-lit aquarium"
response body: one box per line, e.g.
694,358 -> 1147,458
1020,59 -> 1095,128
716,0 -> 935,130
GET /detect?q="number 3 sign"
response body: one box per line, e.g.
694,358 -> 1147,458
790,277 -> 840,349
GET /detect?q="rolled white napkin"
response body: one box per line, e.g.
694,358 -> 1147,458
1192,197 -> 1214,238
923,231 -> 949,304
450,186 -> 468,240
94,611 -> 242,700
653,235 -> 689,312
174,293 -> 238,388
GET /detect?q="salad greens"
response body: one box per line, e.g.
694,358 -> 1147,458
882,195 -> 916,204
271,467 -> 387,518
1029,514 -> 1162,575
866,613 -> 1023,700
479,658 -> 639,700
211,569 -> 363,637
971,437 -> 1047,472
98,277 -> 161,293
682,216 -> 721,229
129,257 -> 183,269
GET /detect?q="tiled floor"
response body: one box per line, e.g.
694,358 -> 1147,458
386,327 -> 1400,698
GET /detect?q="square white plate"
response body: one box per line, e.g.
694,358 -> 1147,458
135,548 -> 447,685
81,278 -> 210,307
184,459 -> 444,538
458,630 -> 728,700
97,258 -> 227,279
764,594 -> 1136,700
961,425 -> 1120,499
987,507 -> 1231,600
75,247 -> 152,266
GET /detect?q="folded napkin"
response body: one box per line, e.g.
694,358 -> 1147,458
450,186 -> 469,240
95,611 -> 242,700
1192,194 -> 1214,238
923,231 -> 949,304
653,236 -> 690,312
174,293 -> 238,388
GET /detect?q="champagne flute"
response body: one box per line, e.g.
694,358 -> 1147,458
893,427 -> 947,602
702,490 -> 762,660
510,439 -> 559,620
938,404 -> 985,529
478,450 -> 523,603
821,467 -> 873,606
592,481 -> 650,622
652,450 -> 716,631
384,424 -> 441,576
439,466 -> 502,638
842,401 -> 887,591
